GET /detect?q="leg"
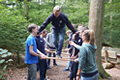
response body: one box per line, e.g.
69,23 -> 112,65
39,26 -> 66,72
73,62 -> 78,79
57,27 -> 65,56
66,60 -> 71,69
26,64 -> 37,80
63,61 -> 71,71
47,53 -> 51,67
52,29 -> 58,51
70,61 -> 74,80
39,59 -> 47,80
53,53 -> 56,65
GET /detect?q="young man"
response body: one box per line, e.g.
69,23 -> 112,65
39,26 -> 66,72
38,5 -> 76,58
25,24 -> 47,80
35,29 -> 50,80
69,32 -> 83,80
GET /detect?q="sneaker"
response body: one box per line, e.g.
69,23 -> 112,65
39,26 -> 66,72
44,76 -> 51,80
63,69 -> 69,71
53,64 -> 58,66
58,55 -> 62,58
67,75 -> 70,78
55,51 -> 58,55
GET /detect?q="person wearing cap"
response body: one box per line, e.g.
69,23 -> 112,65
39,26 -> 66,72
38,5 -> 76,58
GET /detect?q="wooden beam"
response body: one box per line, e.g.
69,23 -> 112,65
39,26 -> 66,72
46,57 -> 75,61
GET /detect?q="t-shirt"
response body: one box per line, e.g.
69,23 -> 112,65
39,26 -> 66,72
25,35 -> 38,64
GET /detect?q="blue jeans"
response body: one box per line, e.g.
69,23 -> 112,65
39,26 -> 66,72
66,57 -> 71,69
52,27 -> 65,56
81,73 -> 99,80
26,64 -> 37,80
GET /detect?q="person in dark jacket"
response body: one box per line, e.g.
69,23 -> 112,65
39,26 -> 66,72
38,5 -> 76,58
69,33 -> 83,80
35,31 -> 51,80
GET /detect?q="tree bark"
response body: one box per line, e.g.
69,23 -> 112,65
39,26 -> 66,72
24,0 -> 29,20
88,0 -> 110,79
17,51 -> 20,64
53,0 -> 56,7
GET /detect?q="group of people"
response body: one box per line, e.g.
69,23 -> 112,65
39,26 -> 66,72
25,5 -> 98,80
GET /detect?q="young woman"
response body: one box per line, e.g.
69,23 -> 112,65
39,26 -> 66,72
69,30 -> 98,80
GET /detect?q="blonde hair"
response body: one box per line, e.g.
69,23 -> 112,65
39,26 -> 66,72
83,30 -> 95,44
66,30 -> 71,34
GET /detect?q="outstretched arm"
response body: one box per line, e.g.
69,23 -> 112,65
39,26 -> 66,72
38,15 -> 52,33
63,14 -> 76,33
69,41 -> 79,48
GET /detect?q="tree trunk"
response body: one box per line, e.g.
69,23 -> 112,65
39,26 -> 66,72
24,0 -> 29,20
17,51 -> 20,64
53,0 -> 56,7
88,0 -> 110,79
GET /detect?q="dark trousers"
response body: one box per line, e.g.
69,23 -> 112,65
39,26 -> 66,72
37,59 -> 47,80
47,47 -> 56,67
70,61 -> 78,80
47,53 -> 56,65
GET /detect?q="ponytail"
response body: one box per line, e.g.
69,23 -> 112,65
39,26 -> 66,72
83,30 -> 95,44
89,30 -> 95,44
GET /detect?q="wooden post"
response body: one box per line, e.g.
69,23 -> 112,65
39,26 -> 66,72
117,54 -> 120,63
104,50 -> 109,63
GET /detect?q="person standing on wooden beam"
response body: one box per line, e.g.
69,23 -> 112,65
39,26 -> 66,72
38,5 -> 76,58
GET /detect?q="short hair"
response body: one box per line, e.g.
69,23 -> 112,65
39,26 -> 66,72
53,5 -> 61,11
66,30 -> 71,34
78,24 -> 85,27
77,24 -> 88,32
42,29 -> 48,34
27,24 -> 38,33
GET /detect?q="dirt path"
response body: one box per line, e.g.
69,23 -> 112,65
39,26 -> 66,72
6,54 -> 120,80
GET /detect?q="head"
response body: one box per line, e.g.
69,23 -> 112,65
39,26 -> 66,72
41,29 -> 48,38
27,24 -> 38,36
66,30 -> 71,37
53,5 -> 61,18
82,30 -> 95,44
77,24 -> 85,31
77,24 -> 88,37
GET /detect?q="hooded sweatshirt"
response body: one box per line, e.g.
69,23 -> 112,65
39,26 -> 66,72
77,42 -> 98,73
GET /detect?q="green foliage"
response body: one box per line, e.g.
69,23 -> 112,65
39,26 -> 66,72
62,0 -> 89,26
0,48 -> 13,80
0,3 -> 29,63
103,0 -> 120,47
28,1 -> 53,30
